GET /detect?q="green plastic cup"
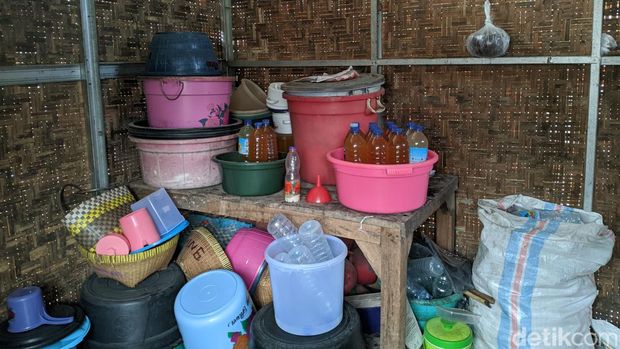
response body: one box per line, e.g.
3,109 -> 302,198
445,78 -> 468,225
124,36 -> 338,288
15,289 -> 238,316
214,152 -> 285,196
423,317 -> 473,349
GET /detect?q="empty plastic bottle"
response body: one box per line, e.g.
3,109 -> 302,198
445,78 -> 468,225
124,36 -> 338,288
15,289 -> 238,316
392,128 -> 410,164
238,120 -> 253,161
287,245 -> 317,264
298,220 -> 334,262
267,213 -> 302,250
284,147 -> 301,203
432,275 -> 454,298
344,125 -> 370,163
407,125 -> 429,163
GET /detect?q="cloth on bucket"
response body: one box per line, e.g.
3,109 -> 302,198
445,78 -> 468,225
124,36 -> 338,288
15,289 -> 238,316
295,66 -> 360,83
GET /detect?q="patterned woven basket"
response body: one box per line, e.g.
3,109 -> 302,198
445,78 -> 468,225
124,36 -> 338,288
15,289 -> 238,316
252,267 -> 273,309
79,235 -> 179,288
176,227 -> 232,280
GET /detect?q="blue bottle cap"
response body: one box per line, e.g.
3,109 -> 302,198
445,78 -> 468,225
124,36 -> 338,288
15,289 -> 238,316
407,121 -> 417,130
288,146 -> 296,152
244,120 -> 253,126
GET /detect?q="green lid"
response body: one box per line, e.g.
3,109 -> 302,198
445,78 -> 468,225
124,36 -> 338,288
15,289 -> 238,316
424,317 -> 473,349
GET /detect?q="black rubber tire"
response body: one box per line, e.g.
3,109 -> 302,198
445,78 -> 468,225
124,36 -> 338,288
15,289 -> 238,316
0,305 -> 85,349
80,263 -> 185,349
250,302 -> 366,349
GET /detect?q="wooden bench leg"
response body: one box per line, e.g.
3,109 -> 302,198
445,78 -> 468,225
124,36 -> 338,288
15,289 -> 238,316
435,190 -> 456,252
380,228 -> 412,349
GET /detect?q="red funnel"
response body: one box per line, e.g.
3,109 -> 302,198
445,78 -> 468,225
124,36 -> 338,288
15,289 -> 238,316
306,175 -> 332,204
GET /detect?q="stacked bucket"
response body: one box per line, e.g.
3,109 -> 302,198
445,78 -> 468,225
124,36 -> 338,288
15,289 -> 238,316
129,32 -> 242,189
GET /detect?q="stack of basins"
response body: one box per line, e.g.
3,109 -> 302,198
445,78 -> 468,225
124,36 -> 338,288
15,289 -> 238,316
130,32 -> 242,189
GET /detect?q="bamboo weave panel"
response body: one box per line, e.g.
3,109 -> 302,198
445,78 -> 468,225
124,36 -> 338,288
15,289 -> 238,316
95,0 -> 222,62
0,0 -> 82,65
0,82 -> 91,320
381,0 -> 593,58
604,0 -> 620,56
593,66 -> 620,326
102,78 -> 144,186
232,0 -> 372,60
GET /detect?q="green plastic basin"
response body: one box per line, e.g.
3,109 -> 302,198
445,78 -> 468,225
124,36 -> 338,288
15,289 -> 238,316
214,152 -> 285,196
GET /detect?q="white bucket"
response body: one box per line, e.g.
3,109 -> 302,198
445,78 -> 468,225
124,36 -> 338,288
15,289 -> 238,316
266,82 -> 288,111
272,111 -> 292,134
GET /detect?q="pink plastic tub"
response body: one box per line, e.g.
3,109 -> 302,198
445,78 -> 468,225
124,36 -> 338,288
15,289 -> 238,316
129,134 -> 236,189
326,148 -> 439,214
143,76 -> 235,129
225,228 -> 274,293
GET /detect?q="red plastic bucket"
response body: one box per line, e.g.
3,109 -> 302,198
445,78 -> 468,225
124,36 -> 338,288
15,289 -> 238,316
284,89 -> 384,184
327,148 -> 438,214
143,76 -> 234,129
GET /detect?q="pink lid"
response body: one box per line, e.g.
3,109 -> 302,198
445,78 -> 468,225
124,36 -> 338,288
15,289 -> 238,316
225,228 -> 274,290
96,234 -> 131,256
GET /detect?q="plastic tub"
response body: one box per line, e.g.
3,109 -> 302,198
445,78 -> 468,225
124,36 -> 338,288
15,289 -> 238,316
143,76 -> 234,129
130,134 -> 236,190
326,148 -> 439,214
214,152 -> 285,196
131,188 -> 184,236
409,292 -> 463,330
174,270 -> 253,349
127,119 -> 243,140
284,90 -> 384,185
144,32 -> 221,76
265,235 -> 347,336
225,228 -> 274,293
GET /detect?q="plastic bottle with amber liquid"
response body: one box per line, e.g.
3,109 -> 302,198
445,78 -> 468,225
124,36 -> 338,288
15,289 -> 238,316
369,128 -> 395,164
392,128 -> 410,164
344,124 -> 370,163
263,119 -> 279,161
248,121 -> 262,162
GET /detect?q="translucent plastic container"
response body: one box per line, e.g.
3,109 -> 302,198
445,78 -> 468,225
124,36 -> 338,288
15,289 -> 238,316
131,188 -> 184,235
265,235 -> 347,336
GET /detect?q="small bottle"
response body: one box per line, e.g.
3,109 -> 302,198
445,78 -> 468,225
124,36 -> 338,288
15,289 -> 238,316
238,120 -> 254,161
298,220 -> 334,262
408,125 -> 429,163
248,121 -> 262,162
263,119 -> 279,161
344,125 -> 370,163
392,128 -> 410,164
284,146 -> 301,203
369,128 -> 391,164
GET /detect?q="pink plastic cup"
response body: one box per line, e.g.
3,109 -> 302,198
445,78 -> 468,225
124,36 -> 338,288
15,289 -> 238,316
96,234 -> 131,256
119,208 -> 160,252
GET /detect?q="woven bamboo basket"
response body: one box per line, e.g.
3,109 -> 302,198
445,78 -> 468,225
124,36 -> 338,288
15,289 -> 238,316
176,227 -> 232,280
252,267 -> 273,309
79,235 -> 179,288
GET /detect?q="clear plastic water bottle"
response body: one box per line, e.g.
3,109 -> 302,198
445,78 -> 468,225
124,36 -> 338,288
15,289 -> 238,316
298,220 -> 334,262
287,245 -> 317,264
284,147 -> 301,203
432,275 -> 454,298
267,213 -> 303,250
237,120 -> 253,161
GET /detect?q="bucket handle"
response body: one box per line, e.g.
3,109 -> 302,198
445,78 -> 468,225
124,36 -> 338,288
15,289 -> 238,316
366,97 -> 386,114
58,184 -> 111,212
160,80 -> 185,101
386,167 -> 414,176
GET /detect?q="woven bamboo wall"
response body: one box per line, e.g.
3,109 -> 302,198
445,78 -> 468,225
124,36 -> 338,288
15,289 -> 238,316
604,0 -> 620,56
0,0 -> 82,65
381,0 -> 594,58
95,0 -> 222,62
0,82 -> 91,319
232,0 -> 372,60
102,78 -> 144,186
594,66 -> 620,325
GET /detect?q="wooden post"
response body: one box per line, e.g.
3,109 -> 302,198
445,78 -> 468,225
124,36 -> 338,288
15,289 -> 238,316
435,190 -> 456,252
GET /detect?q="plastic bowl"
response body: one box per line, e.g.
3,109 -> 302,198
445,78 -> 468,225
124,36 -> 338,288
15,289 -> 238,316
214,152 -> 286,196
128,119 -> 242,140
144,32 -> 221,76
409,292 -> 463,329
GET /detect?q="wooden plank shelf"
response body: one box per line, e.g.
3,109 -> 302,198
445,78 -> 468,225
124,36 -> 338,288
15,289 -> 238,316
130,174 -> 458,348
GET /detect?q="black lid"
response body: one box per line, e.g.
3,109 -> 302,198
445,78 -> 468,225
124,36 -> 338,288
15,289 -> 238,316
0,305 -> 85,349
282,73 -> 384,95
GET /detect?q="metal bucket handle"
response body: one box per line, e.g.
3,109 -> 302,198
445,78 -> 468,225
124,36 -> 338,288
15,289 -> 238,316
160,80 -> 185,101
366,97 -> 386,114
58,184 -> 110,212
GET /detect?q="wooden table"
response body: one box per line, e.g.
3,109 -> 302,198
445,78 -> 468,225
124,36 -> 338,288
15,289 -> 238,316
130,174 -> 458,348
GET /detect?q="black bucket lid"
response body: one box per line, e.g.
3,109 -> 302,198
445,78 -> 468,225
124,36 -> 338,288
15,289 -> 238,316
128,118 -> 243,140
282,73 -> 385,97
0,305 -> 85,349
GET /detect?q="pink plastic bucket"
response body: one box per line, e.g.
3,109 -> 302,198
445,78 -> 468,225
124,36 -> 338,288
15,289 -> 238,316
129,134 -> 236,189
284,90 -> 384,185
143,76 -> 235,129
326,148 -> 439,214
225,228 -> 274,293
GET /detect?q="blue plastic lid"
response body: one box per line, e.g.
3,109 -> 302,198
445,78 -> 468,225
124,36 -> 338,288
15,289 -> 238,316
350,122 -> 360,128
178,270 -> 240,316
416,125 -> 425,132
407,121 -> 417,130
244,120 -> 253,126
263,119 -> 271,126
372,128 -> 383,136
351,127 -> 360,134
254,121 -> 263,128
